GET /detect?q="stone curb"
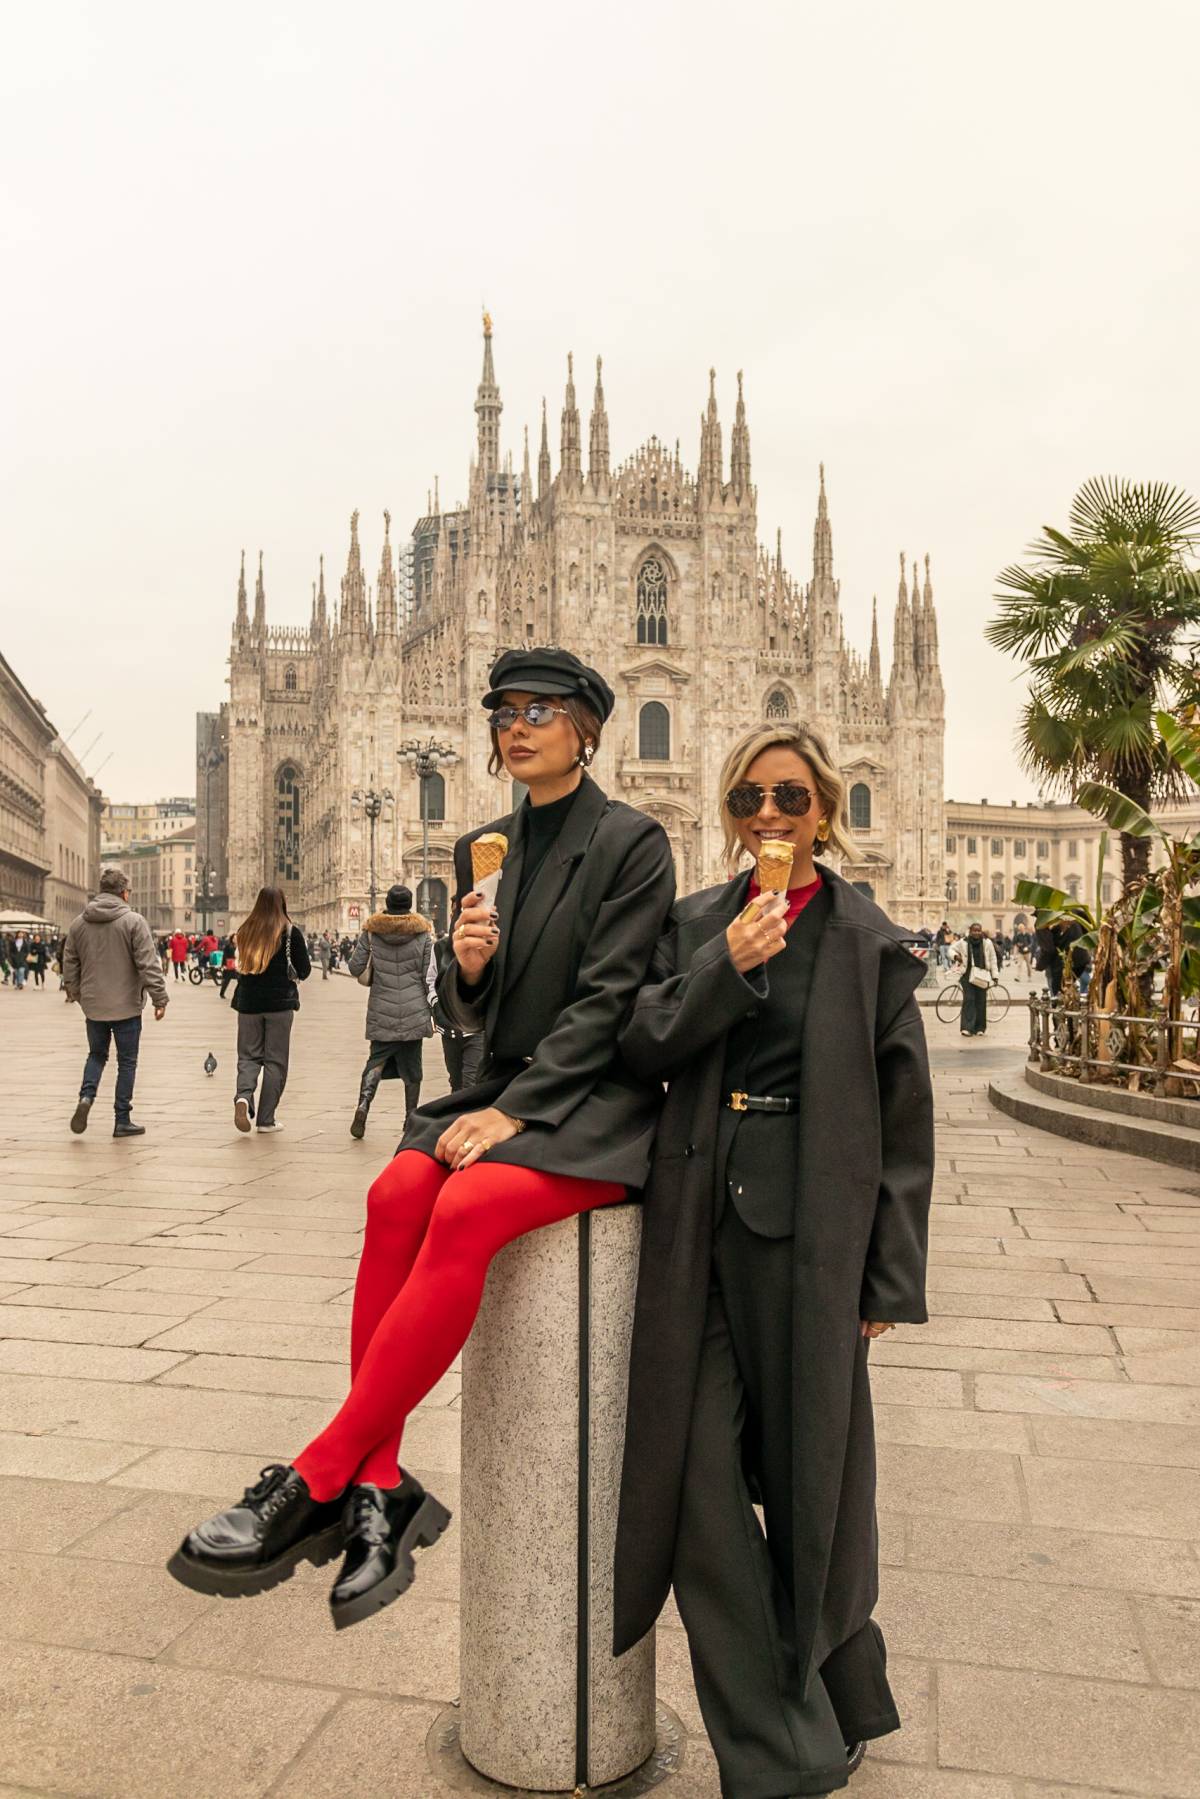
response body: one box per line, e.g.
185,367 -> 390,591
988,1064 -> 1200,1172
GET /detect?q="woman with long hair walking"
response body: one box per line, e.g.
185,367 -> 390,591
168,648 -> 674,1631
229,888 -> 310,1133
613,720 -> 934,1797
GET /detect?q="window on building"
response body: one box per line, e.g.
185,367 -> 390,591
1102,876 -> 1114,902
991,838 -> 1003,857
1037,839 -> 1050,858
1014,839 -> 1027,857
284,665 -> 297,693
967,874 -> 981,903
765,688 -> 790,720
636,555 -> 669,646
421,771 -> 446,825
274,764 -> 301,884
417,877 -> 448,935
1068,840 -> 1079,858
639,701 -> 670,761
991,874 -> 1006,903
946,872 -> 958,902
966,836 -> 978,856
1067,874 -> 1080,898
945,833 -> 956,853
849,783 -> 871,830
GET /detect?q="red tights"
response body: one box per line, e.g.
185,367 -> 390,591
293,1150 -> 624,1501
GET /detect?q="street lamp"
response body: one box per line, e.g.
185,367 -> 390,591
350,781 -> 393,914
398,738 -> 457,919
196,746 -> 225,934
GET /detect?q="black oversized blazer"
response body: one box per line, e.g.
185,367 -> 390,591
397,778 -> 676,1189
611,863 -> 934,1684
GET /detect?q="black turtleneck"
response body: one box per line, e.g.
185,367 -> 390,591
517,783 -> 582,904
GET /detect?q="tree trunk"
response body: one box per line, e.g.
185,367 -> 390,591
1120,771 -> 1154,888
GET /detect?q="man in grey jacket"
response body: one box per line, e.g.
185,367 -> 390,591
62,866 -> 169,1137
348,884 -> 435,1139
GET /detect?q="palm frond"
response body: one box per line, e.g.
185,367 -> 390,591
1075,781 -> 1158,838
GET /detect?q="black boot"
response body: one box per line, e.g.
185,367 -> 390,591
167,1463 -> 349,1597
113,1120 -> 146,1138
70,1097 -> 93,1134
328,1474 -> 452,1630
350,1067 -> 382,1140
402,1079 -> 421,1126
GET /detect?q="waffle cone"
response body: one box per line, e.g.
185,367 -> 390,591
756,839 -> 794,894
471,833 -> 508,886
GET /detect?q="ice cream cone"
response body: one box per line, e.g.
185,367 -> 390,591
471,833 -> 509,908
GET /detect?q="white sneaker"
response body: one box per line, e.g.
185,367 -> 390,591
256,1121 -> 283,1132
234,1098 -> 251,1133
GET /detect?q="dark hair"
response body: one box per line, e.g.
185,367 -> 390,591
487,693 -> 604,778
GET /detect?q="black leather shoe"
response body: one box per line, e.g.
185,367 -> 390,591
329,1475 -> 452,1630
350,1106 -> 368,1140
846,1741 -> 867,1776
70,1097 -> 93,1134
167,1463 -> 349,1597
113,1120 -> 146,1138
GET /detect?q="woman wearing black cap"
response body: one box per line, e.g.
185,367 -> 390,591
169,647 -> 676,1630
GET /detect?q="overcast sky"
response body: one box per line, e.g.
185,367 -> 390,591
4,1 -> 1197,806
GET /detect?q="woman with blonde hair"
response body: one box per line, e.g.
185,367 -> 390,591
613,719 -> 934,1797
229,886 -> 311,1133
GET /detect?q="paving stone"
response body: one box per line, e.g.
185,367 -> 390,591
4,1214 -> 191,1244
237,1252 -> 363,1278
868,1366 -> 965,1408
927,1292 -> 1056,1321
1022,1454 -> 1200,1539
46,1380 -> 332,1455
57,1243 -> 256,1270
270,1694 -> 446,1799
876,1567 -> 1147,1680
0,1284 -> 206,1317
904,1515 -> 1200,1598
195,1295 -> 356,1325
930,1253 -> 1075,1273
0,1340 -> 189,1382
927,1267 -> 1090,1299
890,1317 -> 1113,1353
167,1579 -> 459,1703
1028,1414 -> 1200,1470
0,1432 -> 151,1482
937,1663 -> 1200,1795
104,1266 -> 354,1303
0,1548 -> 214,1655
158,1226 -> 364,1257
0,1238 -> 86,1259
0,1474 -> 139,1551
873,1404 -> 1031,1453
0,1639 -> 337,1797
142,1315 -> 349,1363
0,1304 -> 189,1347
847,1768 -> 1017,1798
870,1341 -> 1120,1379
155,1351 -> 350,1400
1056,1300 -> 1200,1331
876,1443 -> 1024,1523
975,1374 -> 1200,1423
1135,1596 -> 1200,1689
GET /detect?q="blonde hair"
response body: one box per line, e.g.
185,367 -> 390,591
717,721 -> 858,868
235,887 -> 291,975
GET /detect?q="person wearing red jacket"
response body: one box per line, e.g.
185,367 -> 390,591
168,931 -> 189,981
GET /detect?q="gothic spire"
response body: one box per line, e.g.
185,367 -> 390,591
588,355 -> 609,484
730,369 -> 751,502
376,509 -> 397,639
869,595 -> 881,687
253,551 -> 266,637
475,310 -> 502,480
316,554 -> 327,632
560,352 -> 581,485
698,368 -> 723,498
892,551 -> 913,677
812,463 -> 833,585
538,397 -> 551,500
339,509 -> 367,645
235,549 -> 248,633
923,552 -> 940,664
521,426 -> 532,519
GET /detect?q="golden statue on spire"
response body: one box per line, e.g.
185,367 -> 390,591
482,308 -> 493,336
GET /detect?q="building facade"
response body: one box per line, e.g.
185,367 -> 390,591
0,650 -> 103,924
101,797 -> 196,851
218,319 -> 946,931
126,827 -> 197,934
43,739 -> 105,933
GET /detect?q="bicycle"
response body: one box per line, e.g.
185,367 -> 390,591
935,978 -> 1011,1024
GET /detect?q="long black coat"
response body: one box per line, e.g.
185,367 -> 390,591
612,865 -> 934,1683
398,777 -> 676,1188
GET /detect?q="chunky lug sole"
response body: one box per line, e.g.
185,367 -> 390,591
846,1741 -> 867,1775
330,1492 -> 452,1631
349,1107 -> 368,1139
70,1100 -> 92,1134
234,1098 -> 252,1133
166,1517 -> 345,1598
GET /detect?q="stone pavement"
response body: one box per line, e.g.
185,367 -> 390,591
0,972 -> 1197,1799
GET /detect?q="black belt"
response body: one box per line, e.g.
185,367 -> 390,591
726,1090 -> 797,1114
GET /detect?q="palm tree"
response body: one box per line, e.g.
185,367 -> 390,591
987,478 -> 1200,886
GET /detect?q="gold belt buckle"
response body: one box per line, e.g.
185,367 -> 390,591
729,1090 -> 749,1112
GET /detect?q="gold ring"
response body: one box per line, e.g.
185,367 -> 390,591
460,1139 -> 475,1154
479,1140 -> 491,1153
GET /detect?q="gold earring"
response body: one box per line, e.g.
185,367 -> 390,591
816,818 -> 830,841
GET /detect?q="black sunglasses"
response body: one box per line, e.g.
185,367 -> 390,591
487,702 -> 570,731
724,780 -> 814,819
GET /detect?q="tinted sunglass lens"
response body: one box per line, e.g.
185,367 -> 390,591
725,785 -> 763,818
489,708 -> 517,730
776,782 -> 812,815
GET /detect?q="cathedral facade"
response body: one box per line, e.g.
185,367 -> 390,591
219,320 -> 945,933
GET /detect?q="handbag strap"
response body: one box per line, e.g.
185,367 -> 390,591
283,925 -> 296,982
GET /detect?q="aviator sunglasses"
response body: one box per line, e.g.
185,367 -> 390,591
724,779 -> 814,819
487,702 -> 570,730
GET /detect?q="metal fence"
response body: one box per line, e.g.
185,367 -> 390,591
1026,992 -> 1200,1094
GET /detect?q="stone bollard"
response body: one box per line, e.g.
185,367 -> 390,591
458,1204 -> 656,1793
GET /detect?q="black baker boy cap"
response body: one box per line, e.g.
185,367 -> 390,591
481,646 -> 615,723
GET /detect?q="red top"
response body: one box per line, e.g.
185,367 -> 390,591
747,870 -> 823,925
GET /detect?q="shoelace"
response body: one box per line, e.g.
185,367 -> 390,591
345,1486 -> 389,1544
242,1463 -> 293,1521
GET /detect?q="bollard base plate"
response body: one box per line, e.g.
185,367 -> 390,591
428,1701 -> 685,1797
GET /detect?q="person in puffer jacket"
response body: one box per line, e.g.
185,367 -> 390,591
348,885 -> 436,1139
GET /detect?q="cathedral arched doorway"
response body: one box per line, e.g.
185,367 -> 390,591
418,877 -> 448,934
274,763 -> 302,889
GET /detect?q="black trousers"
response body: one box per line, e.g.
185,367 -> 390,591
960,973 -> 988,1034
672,1205 -> 899,1799
441,1029 -> 486,1094
357,1038 -> 423,1125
